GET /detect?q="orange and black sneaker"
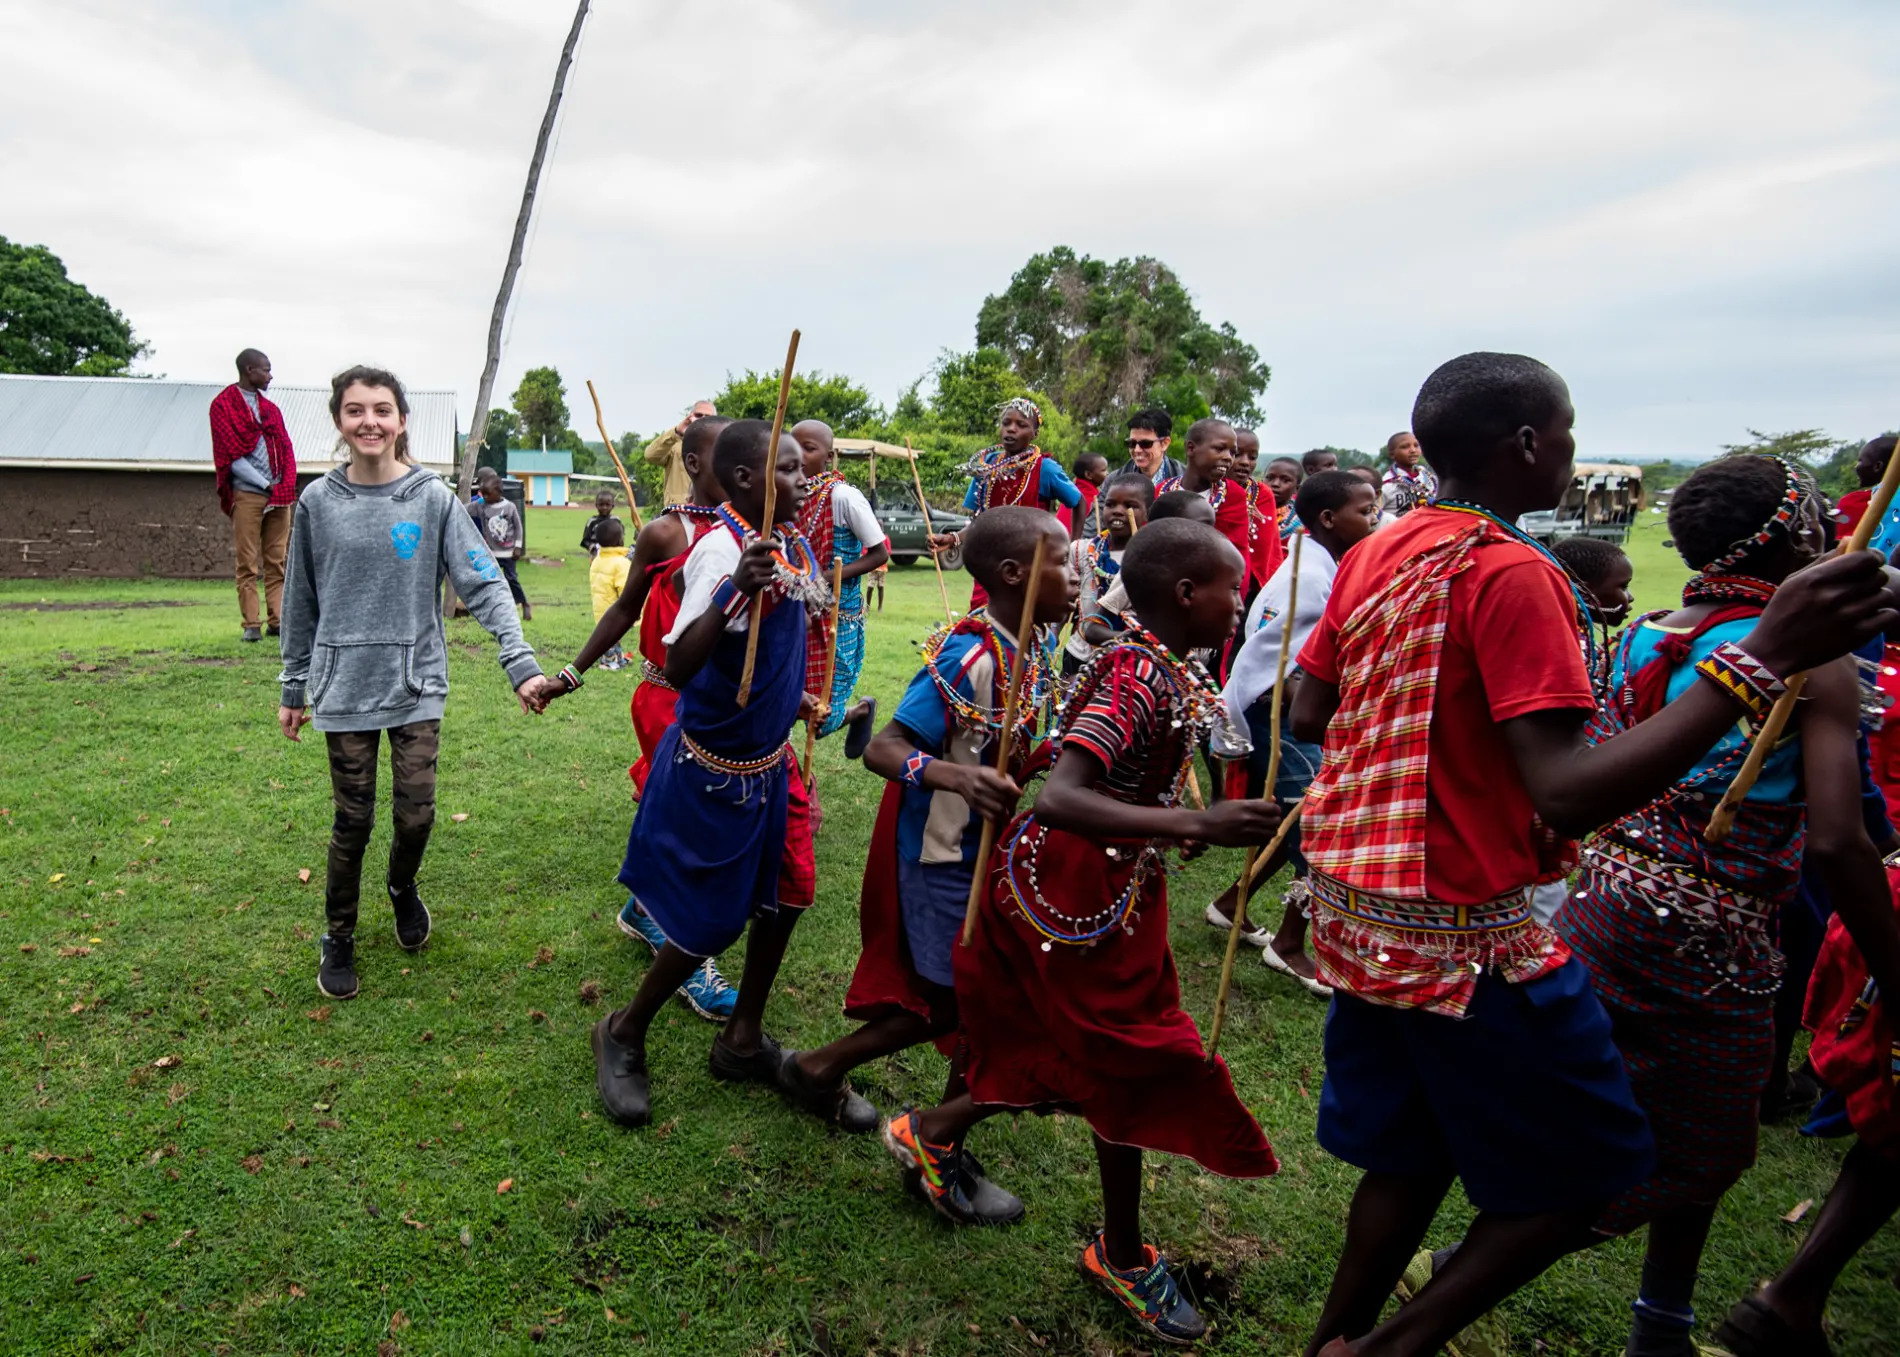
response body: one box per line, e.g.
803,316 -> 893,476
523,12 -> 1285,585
1078,1230 -> 1207,1346
881,1109 -> 1024,1227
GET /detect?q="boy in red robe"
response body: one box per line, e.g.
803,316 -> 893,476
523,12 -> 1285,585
1157,417 -> 1278,588
891,517 -> 1282,1347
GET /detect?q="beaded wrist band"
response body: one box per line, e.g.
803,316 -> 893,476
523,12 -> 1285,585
711,576 -> 751,622
900,750 -> 934,788
558,664 -> 584,693
1694,641 -> 1787,720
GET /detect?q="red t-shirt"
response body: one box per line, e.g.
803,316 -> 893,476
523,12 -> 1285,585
1298,508 -> 1596,903
1837,487 -> 1873,537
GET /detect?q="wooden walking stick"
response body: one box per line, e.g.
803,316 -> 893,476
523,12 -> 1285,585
1207,531 -> 1303,1060
735,329 -> 801,708
961,533 -> 1050,945
1705,437 -> 1900,842
585,379 -> 643,533
907,436 -> 955,623
802,559 -> 845,789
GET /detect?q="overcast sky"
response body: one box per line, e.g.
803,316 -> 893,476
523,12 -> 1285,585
4,0 -> 1896,462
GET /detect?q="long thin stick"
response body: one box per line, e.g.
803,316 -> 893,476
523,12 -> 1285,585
961,534 -> 1049,945
907,436 -> 954,623
1706,437 -> 1900,841
585,380 -> 643,534
802,559 -> 845,788
1208,532 -> 1304,1059
736,330 -> 801,708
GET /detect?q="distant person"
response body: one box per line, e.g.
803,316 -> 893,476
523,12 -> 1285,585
932,397 -> 1081,607
1263,457 -> 1304,542
1836,434 -> 1895,536
475,468 -> 531,621
1381,429 -> 1435,517
580,489 -> 623,555
1125,407 -> 1183,485
1300,448 -> 1339,477
1346,464 -> 1387,529
209,348 -> 298,643
1060,451 -> 1108,536
588,518 -> 633,670
644,399 -> 718,507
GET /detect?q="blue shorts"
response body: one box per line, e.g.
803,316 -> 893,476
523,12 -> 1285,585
898,856 -> 974,987
1318,957 -> 1655,1215
1243,698 -> 1320,868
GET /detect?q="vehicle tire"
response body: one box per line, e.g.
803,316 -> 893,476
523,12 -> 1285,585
940,544 -> 963,572
889,553 -> 919,567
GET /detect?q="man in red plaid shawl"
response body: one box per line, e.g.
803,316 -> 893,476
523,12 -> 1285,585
1288,352 -> 1900,1357
208,348 -> 298,641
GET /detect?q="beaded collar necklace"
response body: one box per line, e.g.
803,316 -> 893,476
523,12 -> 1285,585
1155,473 -> 1227,512
671,501 -> 721,521
1429,498 -> 1601,677
964,445 -> 1043,513
917,608 -> 1051,742
715,503 -> 832,606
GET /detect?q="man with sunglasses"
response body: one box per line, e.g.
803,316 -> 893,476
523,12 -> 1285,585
1124,407 -> 1183,486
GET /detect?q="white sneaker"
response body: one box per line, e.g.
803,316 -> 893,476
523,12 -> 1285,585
1204,901 -> 1272,947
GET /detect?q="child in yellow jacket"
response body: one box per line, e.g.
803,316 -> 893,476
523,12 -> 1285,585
588,519 -> 633,670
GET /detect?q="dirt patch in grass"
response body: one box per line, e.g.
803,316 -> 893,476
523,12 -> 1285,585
1,599 -> 206,612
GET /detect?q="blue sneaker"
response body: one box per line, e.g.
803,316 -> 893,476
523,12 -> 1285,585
678,957 -> 738,1022
617,896 -> 668,954
1078,1231 -> 1206,1346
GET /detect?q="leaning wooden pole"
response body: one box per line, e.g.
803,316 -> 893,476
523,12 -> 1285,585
1208,530 -> 1303,1060
961,533 -> 1049,945
803,559 -> 845,788
906,437 -> 955,623
1705,436 -> 1900,842
735,330 -> 801,707
585,380 -> 643,534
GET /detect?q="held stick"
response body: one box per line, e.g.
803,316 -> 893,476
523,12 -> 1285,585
1208,532 -> 1304,1060
907,437 -> 955,623
735,330 -> 801,707
1206,802 -> 1307,1060
1705,435 -> 1900,842
802,559 -> 845,789
585,380 -> 643,533
960,533 -> 1050,946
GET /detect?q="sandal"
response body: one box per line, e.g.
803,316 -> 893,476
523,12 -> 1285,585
1261,935 -> 1333,997
1713,1294 -> 1833,1357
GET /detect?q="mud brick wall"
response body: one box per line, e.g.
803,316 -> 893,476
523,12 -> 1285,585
0,468 -> 316,579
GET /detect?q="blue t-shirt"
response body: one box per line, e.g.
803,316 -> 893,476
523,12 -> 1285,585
891,629 -> 1011,865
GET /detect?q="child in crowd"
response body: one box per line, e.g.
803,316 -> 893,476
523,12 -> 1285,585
1550,535 -> 1635,628
475,468 -> 531,621
278,366 -> 543,1000
535,416 -> 740,1021
906,518 -> 1280,1346
1380,430 -> 1434,517
1063,470 -> 1153,679
589,420 -> 832,1127
580,488 -> 622,555
1077,490 -> 1215,651
1264,456 -> 1304,544
866,560 -> 887,612
587,518 -> 632,670
1559,455 -> 1900,1357
776,509 -> 1075,1218
1301,448 -> 1340,477
1060,450 -> 1108,537
1207,470 -> 1379,991
935,397 -> 1082,607
1156,417 -> 1274,588
1288,352 -> 1898,1357
792,420 -> 889,752
1233,428 -> 1278,593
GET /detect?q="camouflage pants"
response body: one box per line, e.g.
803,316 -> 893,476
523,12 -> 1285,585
322,721 -> 439,939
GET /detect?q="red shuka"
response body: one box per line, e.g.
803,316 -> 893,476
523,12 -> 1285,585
1803,862 -> 1900,1153
628,509 -> 721,794
208,384 -> 298,514
842,784 -> 959,1049
1244,481 -> 1283,588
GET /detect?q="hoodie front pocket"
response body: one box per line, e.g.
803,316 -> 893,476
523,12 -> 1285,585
311,642 -> 421,716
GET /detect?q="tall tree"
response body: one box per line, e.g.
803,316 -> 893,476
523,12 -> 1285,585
929,348 -> 1022,435
453,0 -> 591,499
974,246 -> 1269,434
511,367 -> 570,446
0,236 -> 146,376
711,369 -> 883,431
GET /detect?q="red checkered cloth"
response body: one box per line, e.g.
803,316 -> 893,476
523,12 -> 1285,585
798,472 -> 842,700
208,384 -> 297,515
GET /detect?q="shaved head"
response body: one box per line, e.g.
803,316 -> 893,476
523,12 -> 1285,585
790,419 -> 834,450
1120,519 -> 1235,613
962,505 -> 1060,592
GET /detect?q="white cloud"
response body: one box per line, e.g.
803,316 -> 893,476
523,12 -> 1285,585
2,0 -> 1895,460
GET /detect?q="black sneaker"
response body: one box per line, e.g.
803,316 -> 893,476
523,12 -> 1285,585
775,1048 -> 879,1133
388,882 -> 431,951
266,625 -> 280,638
240,626 -> 262,643
591,1018 -> 651,1127
318,934 -> 358,999
843,697 -> 878,761
708,1031 -> 783,1086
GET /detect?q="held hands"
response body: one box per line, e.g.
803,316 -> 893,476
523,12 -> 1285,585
516,678 -> 550,715
278,705 -> 310,742
733,540 -> 780,597
1747,552 -> 1900,678
1190,798 -> 1283,848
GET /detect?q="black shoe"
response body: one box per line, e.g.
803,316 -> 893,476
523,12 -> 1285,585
266,625 -> 280,637
388,882 -> 431,951
843,697 -> 878,761
707,1031 -> 783,1086
955,1146 -> 1026,1226
591,1018 -> 651,1127
241,626 -> 262,643
1760,1064 -> 1823,1124
317,934 -> 358,999
775,1049 -> 879,1133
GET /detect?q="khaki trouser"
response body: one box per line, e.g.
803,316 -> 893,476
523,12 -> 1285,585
232,491 -> 293,629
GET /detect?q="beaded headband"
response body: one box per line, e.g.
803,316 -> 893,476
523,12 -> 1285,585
995,396 -> 1042,428
1701,456 -> 1815,576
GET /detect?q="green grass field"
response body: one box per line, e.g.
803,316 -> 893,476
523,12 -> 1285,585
2,507 -> 1895,1356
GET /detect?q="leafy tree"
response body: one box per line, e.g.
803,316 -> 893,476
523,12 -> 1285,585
710,369 -> 884,432
0,236 -> 146,376
929,348 -> 1021,435
1722,428 -> 1861,497
511,367 -> 570,447
974,246 -> 1269,435
471,408 -> 520,469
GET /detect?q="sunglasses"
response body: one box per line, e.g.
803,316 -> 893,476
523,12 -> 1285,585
1125,438 -> 1159,451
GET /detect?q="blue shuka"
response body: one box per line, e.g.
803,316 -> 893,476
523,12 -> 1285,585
619,589 -> 808,958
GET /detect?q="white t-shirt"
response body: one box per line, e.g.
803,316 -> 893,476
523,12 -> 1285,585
664,527 -> 746,644
831,481 -> 887,551
1214,533 -> 1338,756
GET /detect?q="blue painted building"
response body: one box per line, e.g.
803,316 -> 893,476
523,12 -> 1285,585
507,449 -> 574,506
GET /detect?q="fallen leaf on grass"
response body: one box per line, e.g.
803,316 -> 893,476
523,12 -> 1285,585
1783,1198 -> 1813,1223
88,937 -> 102,944
241,1154 -> 263,1174
297,869 -> 311,884
377,1343 -> 399,1357
48,873 -> 65,883
459,1226 -> 472,1248
68,1002 -> 85,1014
288,1284 -> 306,1299
167,1229 -> 195,1249
152,1055 -> 181,1069
307,1007 -> 331,1022
167,1084 -> 189,1106
18,944 -> 35,954
402,1215 -> 427,1231
528,1009 -> 549,1024
57,946 -> 90,958
417,1030 -> 433,1044
578,979 -> 603,1005
450,812 -> 469,823
496,1178 -> 514,1194
389,1310 -> 410,1332
74,1272 -> 94,1285
31,1150 -> 76,1163
528,947 -> 554,969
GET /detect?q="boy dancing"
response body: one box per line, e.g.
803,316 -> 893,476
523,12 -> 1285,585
791,419 -> 889,752
899,518 -> 1282,1346
587,420 -> 832,1126
1287,352 -> 1900,1357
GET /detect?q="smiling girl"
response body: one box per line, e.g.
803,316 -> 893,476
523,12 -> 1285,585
277,365 -> 544,1000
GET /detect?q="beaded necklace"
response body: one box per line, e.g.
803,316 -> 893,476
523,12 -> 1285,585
1155,474 -> 1227,513
715,503 -> 832,606
1429,498 -> 1600,677
916,608 -> 1051,744
964,445 -> 1044,514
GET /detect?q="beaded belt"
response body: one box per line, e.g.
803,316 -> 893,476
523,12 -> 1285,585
640,658 -> 675,692
1580,837 -> 1775,937
676,732 -> 790,778
1306,870 -> 1534,936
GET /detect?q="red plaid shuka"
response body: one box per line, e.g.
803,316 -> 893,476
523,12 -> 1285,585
1303,515 -> 1575,1016
208,384 -> 298,515
797,472 -> 843,700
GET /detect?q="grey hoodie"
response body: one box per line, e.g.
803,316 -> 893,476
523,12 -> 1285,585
279,466 -> 541,732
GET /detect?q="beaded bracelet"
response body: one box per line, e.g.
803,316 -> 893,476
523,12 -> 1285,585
711,575 -> 752,623
557,664 -> 584,693
900,750 -> 934,788
1694,641 -> 1787,721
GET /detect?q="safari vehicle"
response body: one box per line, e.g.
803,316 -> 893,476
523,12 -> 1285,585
833,438 -> 969,570
1519,462 -> 1644,546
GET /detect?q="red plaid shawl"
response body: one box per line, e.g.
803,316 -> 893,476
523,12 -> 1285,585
208,384 -> 297,515
798,473 -> 842,699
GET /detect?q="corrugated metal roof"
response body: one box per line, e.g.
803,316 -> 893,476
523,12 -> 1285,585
507,450 -> 572,474
0,373 -> 460,473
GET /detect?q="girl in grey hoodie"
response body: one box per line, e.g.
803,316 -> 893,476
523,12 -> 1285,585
278,365 -> 543,1000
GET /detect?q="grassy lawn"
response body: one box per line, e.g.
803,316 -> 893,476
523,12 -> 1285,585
1,506 -> 1894,1355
